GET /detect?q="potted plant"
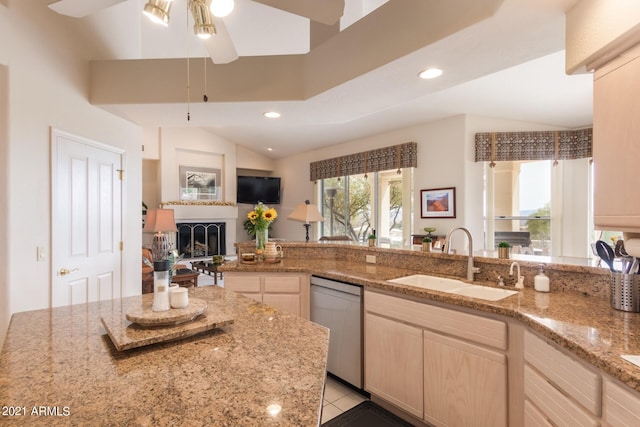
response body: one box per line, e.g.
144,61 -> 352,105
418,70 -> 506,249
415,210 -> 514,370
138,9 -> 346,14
368,233 -> 376,247
422,236 -> 432,252
498,241 -> 511,259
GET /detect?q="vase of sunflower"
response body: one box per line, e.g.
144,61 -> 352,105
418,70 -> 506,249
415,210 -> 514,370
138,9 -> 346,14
247,203 -> 278,251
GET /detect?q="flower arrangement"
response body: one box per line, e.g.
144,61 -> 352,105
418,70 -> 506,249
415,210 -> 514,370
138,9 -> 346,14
247,203 -> 278,250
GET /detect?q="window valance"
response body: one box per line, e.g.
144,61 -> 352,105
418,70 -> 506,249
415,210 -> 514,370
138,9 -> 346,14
474,128 -> 592,166
310,142 -> 417,181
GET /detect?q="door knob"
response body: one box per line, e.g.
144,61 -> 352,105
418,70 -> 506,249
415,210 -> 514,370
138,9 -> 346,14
58,267 -> 79,276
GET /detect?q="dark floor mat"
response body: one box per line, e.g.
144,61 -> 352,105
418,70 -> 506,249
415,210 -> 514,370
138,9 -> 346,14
322,401 -> 414,427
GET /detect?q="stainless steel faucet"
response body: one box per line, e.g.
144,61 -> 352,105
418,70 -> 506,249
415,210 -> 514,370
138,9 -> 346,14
443,227 -> 480,281
509,262 -> 520,284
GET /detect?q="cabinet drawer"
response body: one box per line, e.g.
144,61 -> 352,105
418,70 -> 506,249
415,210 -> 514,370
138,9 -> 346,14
264,276 -> 301,293
604,378 -> 640,426
224,275 -> 261,293
365,290 -> 507,350
524,399 -> 553,427
524,330 -> 601,415
524,365 -> 599,427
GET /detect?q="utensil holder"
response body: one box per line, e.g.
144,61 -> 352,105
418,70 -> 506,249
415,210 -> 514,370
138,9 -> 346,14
610,272 -> 640,312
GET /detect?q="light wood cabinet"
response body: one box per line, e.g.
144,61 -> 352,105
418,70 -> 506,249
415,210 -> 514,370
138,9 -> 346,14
603,378 -> 640,426
423,330 -> 507,427
593,43 -> 640,231
524,330 -> 601,427
364,290 -> 508,426
224,272 -> 310,319
364,311 -> 423,418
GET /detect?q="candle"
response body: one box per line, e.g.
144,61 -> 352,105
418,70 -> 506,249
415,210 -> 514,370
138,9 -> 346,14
170,287 -> 189,309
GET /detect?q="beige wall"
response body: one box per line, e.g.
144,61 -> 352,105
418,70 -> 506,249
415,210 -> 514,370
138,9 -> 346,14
0,65 -> 8,347
0,2 -> 142,348
273,114 -> 575,254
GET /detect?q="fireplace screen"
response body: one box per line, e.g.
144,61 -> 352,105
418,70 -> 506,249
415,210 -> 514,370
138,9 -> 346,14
176,222 -> 226,259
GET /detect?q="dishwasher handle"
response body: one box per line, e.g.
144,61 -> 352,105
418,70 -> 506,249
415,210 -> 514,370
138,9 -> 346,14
310,276 -> 362,296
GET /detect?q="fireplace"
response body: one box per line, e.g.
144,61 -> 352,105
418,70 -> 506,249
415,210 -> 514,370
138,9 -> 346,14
176,222 -> 226,259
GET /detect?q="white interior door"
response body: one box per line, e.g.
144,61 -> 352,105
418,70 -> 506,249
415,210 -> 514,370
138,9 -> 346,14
51,129 -> 123,307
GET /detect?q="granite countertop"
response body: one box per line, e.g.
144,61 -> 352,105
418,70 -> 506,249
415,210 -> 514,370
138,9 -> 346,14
220,257 -> 640,393
0,286 -> 329,426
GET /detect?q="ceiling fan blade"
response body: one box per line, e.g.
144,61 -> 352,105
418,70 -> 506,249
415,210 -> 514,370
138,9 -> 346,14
203,17 -> 239,64
48,0 -> 127,18
253,0 -> 344,25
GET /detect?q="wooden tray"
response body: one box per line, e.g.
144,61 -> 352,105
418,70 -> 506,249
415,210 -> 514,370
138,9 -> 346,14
125,298 -> 208,327
263,258 -> 282,264
101,295 -> 234,351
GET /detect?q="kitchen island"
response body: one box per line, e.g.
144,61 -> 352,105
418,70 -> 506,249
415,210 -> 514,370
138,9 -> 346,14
0,286 -> 329,426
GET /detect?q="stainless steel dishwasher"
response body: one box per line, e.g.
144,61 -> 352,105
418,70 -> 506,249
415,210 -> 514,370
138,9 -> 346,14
310,276 -> 363,388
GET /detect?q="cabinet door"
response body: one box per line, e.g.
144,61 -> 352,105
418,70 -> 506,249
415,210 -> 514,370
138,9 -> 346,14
604,378 -> 640,426
263,274 -> 308,319
263,294 -> 301,317
364,312 -> 423,418
423,330 -> 507,427
224,273 -> 262,302
524,365 -> 599,427
594,46 -> 640,230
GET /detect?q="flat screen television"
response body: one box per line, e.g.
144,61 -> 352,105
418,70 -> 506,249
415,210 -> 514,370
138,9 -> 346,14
237,176 -> 281,205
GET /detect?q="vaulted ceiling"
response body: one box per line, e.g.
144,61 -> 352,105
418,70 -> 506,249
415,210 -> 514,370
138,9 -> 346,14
49,0 -> 592,158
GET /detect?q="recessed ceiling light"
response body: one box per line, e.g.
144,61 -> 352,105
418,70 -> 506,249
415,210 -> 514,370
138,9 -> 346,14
264,111 -> 281,119
418,68 -> 443,79
267,148 -> 273,151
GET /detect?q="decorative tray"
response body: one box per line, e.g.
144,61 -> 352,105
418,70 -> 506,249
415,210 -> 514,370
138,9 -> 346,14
263,258 -> 282,264
101,295 -> 234,351
125,298 -> 208,326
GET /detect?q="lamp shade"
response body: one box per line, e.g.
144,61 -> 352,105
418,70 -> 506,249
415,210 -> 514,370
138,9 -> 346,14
143,209 -> 178,233
288,201 -> 324,224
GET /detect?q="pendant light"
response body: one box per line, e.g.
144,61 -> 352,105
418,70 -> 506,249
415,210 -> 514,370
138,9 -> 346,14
143,0 -> 173,26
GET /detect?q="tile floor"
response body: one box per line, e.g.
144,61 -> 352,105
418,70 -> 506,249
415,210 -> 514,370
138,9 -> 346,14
322,376 -> 368,424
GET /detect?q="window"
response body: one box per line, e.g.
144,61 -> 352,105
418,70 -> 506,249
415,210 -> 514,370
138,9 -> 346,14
319,169 -> 410,247
492,161 -> 551,255
485,158 -> 593,258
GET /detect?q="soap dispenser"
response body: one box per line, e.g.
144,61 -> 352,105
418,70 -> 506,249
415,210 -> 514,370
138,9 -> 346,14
534,264 -> 550,293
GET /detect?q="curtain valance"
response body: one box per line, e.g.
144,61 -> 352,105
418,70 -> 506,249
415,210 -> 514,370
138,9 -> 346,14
474,128 -> 592,165
310,142 -> 417,181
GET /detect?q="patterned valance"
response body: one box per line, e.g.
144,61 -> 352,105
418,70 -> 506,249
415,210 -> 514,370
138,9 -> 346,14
475,128 -> 592,165
310,142 -> 418,181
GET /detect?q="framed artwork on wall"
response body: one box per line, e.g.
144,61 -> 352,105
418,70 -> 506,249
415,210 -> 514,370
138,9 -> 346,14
179,166 -> 222,201
420,187 -> 456,218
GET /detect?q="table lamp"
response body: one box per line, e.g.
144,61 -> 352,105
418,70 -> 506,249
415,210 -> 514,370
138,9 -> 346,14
143,208 -> 178,261
288,200 -> 324,242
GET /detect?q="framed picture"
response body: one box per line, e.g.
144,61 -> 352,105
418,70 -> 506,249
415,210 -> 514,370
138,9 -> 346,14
179,166 -> 222,201
420,187 -> 456,218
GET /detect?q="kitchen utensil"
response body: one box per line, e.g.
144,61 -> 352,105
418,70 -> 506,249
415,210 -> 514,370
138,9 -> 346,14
595,240 -> 616,272
614,241 -> 631,272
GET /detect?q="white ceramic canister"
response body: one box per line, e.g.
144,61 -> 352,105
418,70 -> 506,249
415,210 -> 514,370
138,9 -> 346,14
170,287 -> 189,309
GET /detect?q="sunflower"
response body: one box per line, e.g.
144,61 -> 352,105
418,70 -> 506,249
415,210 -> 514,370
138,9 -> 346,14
263,208 -> 278,221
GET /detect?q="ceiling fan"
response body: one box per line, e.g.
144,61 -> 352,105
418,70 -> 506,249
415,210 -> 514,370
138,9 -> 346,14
47,0 -> 345,64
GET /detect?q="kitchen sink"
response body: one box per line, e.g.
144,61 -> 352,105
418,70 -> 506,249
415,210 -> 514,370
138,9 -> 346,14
387,274 -> 469,292
446,285 -> 518,301
388,274 -> 518,301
